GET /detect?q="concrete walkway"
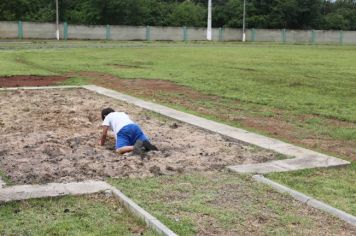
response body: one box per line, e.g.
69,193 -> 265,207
83,85 -> 350,173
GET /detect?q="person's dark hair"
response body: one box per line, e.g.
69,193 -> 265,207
101,108 -> 115,120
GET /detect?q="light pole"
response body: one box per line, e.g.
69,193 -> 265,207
207,0 -> 212,40
56,0 -> 59,40
242,0 -> 246,42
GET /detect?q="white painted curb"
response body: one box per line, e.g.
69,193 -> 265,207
253,175 -> 356,227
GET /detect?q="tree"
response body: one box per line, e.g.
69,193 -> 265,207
167,1 -> 205,27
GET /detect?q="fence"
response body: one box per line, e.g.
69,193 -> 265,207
0,21 -> 355,44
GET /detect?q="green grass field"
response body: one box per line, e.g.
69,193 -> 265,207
1,42 -> 355,123
0,41 -> 355,230
0,194 -> 157,235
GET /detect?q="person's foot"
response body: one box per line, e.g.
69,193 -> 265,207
133,140 -> 158,156
133,140 -> 145,156
143,140 -> 158,151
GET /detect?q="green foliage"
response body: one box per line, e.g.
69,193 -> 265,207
167,1 -> 205,27
0,0 -> 356,29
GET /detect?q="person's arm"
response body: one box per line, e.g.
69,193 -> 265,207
100,126 -> 109,146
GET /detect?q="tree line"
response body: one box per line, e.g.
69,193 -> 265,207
1,0 -> 356,30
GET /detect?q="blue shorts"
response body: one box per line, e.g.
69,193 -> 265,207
116,124 -> 149,149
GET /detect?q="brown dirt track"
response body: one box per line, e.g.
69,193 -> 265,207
0,75 -> 67,87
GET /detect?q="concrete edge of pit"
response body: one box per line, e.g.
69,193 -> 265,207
252,175 -> 356,227
0,180 -> 112,202
0,181 -> 177,236
110,187 -> 177,236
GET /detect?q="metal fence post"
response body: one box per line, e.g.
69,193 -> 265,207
311,30 -> 316,44
251,28 -> 256,42
18,20 -> 23,39
146,26 -> 151,41
64,22 -> 68,40
339,30 -> 344,45
183,26 -> 188,42
281,29 -> 286,44
106,24 -> 111,40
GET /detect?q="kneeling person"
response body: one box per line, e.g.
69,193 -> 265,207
100,108 -> 157,154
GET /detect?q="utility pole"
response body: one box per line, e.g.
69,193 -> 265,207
207,0 -> 212,40
56,0 -> 59,40
242,0 -> 246,42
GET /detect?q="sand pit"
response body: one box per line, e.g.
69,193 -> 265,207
0,88 -> 280,185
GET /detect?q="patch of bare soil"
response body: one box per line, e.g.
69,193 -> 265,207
78,71 -> 218,101
0,89 -> 278,185
0,75 -> 67,87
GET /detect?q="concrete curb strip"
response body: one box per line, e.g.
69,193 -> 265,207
82,85 -> 350,173
0,181 -> 112,202
0,181 -> 177,236
110,188 -> 177,236
253,175 -> 356,227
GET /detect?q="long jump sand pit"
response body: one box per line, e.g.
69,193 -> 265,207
0,88 -> 280,185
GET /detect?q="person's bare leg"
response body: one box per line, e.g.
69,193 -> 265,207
116,146 -> 134,155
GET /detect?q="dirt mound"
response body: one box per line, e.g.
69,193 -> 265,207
0,75 -> 67,87
0,89 -> 279,185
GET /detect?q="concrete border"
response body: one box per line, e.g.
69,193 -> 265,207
0,181 -> 177,236
110,187 -> 177,236
82,85 -> 350,173
253,175 -> 356,227
0,181 -> 112,202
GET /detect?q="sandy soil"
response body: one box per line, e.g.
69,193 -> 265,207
0,88 -> 279,185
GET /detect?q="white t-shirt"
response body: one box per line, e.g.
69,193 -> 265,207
102,112 -> 134,136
